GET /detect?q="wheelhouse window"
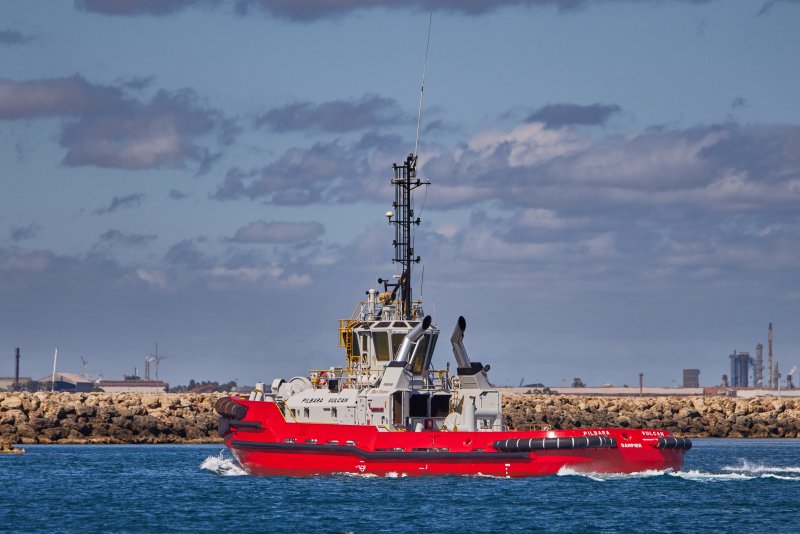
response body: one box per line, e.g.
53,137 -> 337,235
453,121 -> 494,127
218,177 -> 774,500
341,331 -> 360,358
372,331 -> 391,362
359,334 -> 370,363
409,333 -> 431,374
391,332 -> 406,358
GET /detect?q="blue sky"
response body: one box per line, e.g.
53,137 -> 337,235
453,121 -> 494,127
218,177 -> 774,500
1,0 -> 799,388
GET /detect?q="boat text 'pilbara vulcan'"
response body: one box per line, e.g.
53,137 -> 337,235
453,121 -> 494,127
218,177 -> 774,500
215,152 -> 692,477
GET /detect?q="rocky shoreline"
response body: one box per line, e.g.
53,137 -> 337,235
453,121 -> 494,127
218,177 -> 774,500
0,391 -> 225,449
2,391 -> 799,449
502,394 -> 800,438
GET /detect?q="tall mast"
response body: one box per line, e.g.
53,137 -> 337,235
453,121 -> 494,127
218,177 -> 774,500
382,20 -> 433,319
414,14 -> 432,160
387,154 -> 429,319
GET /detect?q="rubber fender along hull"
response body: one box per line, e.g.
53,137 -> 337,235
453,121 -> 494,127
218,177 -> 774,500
655,436 -> 692,450
493,436 -> 617,452
215,398 -> 247,420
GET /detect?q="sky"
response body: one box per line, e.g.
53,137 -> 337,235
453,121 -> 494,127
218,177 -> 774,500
1,0 -> 799,389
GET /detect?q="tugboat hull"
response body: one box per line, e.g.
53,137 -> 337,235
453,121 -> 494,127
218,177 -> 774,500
222,400 -> 689,478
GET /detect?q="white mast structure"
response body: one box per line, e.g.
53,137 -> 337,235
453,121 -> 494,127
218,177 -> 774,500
51,348 -> 58,393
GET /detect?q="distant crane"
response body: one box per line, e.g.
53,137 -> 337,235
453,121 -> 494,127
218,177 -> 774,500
147,342 -> 167,382
518,378 -> 525,387
79,355 -> 103,382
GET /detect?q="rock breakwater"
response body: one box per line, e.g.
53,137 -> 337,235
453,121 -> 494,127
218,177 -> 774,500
503,394 -> 800,438
3,392 -> 800,444
0,392 -> 224,445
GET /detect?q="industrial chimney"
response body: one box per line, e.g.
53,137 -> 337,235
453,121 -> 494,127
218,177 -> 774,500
769,323 -> 773,389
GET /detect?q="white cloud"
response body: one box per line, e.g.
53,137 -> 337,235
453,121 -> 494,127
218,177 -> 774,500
461,228 -> 617,263
516,208 -> 587,230
230,220 -> 324,243
283,273 -> 312,287
461,122 -> 589,168
435,222 -> 460,238
206,267 -> 266,283
0,250 -> 50,272
136,269 -> 167,289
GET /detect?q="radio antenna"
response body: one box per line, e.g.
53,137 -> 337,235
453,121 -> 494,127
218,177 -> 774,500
413,13 -> 432,160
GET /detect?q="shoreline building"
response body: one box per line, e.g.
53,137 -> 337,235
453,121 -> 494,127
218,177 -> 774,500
683,369 -> 700,388
95,379 -> 168,393
0,377 -> 32,391
35,373 -> 94,393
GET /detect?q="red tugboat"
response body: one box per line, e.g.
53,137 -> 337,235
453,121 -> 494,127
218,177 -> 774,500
216,152 -> 691,477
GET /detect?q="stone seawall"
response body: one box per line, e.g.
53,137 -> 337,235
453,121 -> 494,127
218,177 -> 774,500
3,392 -> 800,446
502,394 -> 800,438
0,391 -> 225,446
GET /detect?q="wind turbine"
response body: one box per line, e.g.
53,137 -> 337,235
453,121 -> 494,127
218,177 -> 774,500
148,343 -> 167,382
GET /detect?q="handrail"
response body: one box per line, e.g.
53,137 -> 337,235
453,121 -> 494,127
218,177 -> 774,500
340,299 -> 426,325
307,370 -> 357,390
276,399 -> 298,423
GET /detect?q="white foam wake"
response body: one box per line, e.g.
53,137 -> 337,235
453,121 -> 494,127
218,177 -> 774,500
201,450 -> 248,476
669,470 -> 755,481
555,464 -> 800,482
556,466 -> 670,481
329,472 -> 379,478
722,459 -> 800,474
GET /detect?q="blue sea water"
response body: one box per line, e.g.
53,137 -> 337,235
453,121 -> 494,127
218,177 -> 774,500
2,439 -> 799,533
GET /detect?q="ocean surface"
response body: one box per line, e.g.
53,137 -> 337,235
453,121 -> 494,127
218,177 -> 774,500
3,439 -> 799,533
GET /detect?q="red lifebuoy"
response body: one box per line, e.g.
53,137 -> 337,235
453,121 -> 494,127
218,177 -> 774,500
318,372 -> 328,386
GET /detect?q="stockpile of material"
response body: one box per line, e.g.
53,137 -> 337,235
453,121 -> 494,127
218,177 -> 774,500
502,394 -> 800,438
0,392 -> 224,445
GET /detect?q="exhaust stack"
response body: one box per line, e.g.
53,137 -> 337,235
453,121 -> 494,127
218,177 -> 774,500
450,316 -> 471,369
394,315 -> 432,363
